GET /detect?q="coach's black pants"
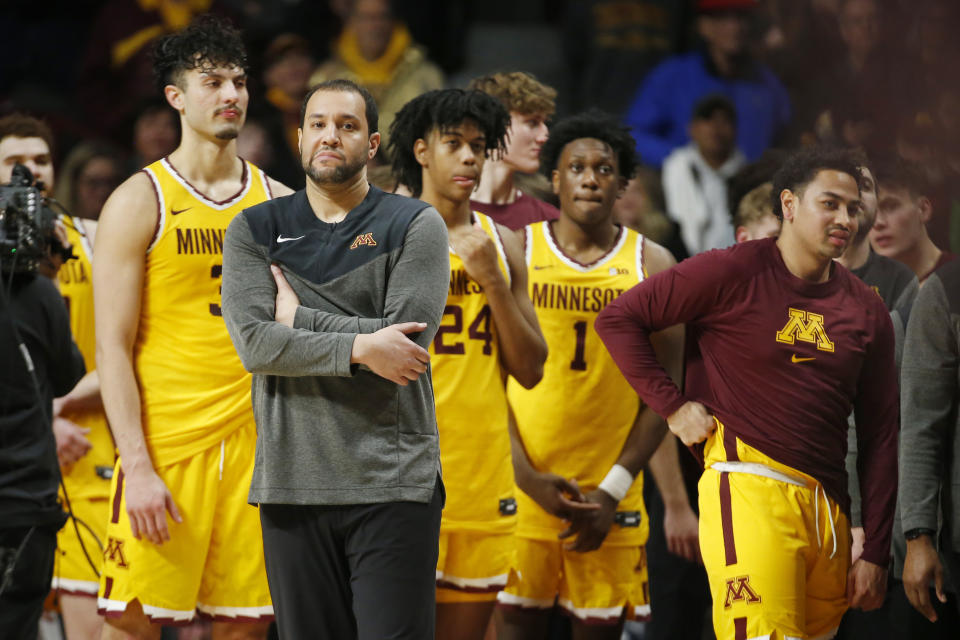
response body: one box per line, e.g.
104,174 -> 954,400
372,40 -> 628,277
0,526 -> 57,640
260,482 -> 443,640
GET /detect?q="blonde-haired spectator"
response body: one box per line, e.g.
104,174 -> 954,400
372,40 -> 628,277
309,0 -> 443,156
733,182 -> 780,243
468,71 -> 560,230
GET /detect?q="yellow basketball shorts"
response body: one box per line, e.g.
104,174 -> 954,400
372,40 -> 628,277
699,463 -> 850,640
436,528 -> 513,603
497,537 -> 650,625
97,425 -> 272,625
52,496 -> 109,596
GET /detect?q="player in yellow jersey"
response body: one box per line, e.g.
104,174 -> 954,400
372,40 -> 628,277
497,110 -> 691,639
93,16 -> 292,638
387,90 -> 550,640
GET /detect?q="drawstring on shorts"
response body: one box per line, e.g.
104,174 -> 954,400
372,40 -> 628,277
710,461 -> 840,558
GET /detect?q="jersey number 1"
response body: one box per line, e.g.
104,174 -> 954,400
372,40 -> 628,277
571,321 -> 587,371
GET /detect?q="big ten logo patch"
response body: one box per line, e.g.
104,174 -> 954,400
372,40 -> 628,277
775,308 -> 835,352
724,576 -> 761,608
103,537 -> 130,568
609,266 -> 629,276
350,233 -> 377,249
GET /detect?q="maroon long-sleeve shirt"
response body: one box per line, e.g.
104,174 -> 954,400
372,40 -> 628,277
595,238 -> 898,566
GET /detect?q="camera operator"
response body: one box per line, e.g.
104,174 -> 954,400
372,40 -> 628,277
0,177 -> 86,636
1,113 -> 112,639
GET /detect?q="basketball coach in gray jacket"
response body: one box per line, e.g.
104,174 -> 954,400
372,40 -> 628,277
900,257 -> 960,624
221,79 -> 449,640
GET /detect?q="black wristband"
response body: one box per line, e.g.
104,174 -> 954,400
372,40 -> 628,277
904,527 -> 935,541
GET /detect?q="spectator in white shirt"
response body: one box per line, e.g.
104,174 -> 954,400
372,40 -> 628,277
662,94 -> 746,254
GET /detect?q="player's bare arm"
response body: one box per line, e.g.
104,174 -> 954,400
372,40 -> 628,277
648,433 -> 701,563
55,369 -> 102,414
52,369 -> 102,467
564,239 -> 687,553
507,408 -> 599,520
448,221 -> 546,388
267,176 -> 295,198
94,172 -> 181,546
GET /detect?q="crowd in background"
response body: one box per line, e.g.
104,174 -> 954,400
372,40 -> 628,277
2,0 -> 957,256
2,1 -> 958,640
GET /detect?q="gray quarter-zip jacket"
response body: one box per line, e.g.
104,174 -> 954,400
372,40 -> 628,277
221,186 -> 449,506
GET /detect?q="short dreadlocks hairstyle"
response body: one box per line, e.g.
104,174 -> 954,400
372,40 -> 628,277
770,146 -> 866,220
152,14 -> 248,92
539,109 -> 638,181
388,89 -> 509,197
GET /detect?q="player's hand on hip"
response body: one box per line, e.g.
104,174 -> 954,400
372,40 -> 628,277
352,322 -> 430,385
666,401 -> 717,446
449,223 -> 504,291
521,472 -> 601,520
271,264 -> 300,328
124,466 -> 182,545
902,535 -> 947,622
53,417 -> 92,468
846,558 -> 887,611
664,500 -> 702,563
559,489 -> 616,552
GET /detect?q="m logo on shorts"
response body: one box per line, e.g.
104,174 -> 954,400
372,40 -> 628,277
350,233 -> 377,249
723,576 -> 761,608
103,537 -> 130,569
775,308 -> 835,352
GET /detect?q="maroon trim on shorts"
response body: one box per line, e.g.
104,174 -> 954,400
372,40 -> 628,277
734,616 -> 747,640
720,472 -> 737,566
97,600 -> 194,627
495,601 -> 552,614
98,608 -> 194,627
722,420 -> 739,462
557,605 -> 624,626
196,610 -> 276,623
54,586 -> 99,598
111,468 -> 124,524
435,579 -> 504,594
102,576 -> 113,599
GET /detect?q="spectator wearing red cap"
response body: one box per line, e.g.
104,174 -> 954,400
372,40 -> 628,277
623,0 -> 791,168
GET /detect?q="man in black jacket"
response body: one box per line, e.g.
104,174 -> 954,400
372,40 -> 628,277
0,267 -> 85,637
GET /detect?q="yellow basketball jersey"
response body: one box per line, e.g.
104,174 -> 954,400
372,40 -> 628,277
135,158 -> 272,464
57,217 -> 114,499
431,213 -> 515,532
507,221 -> 648,545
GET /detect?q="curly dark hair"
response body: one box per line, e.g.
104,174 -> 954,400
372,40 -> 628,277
769,146 -> 866,220
539,109 -> 638,180
387,89 -> 509,197
152,14 -> 248,92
